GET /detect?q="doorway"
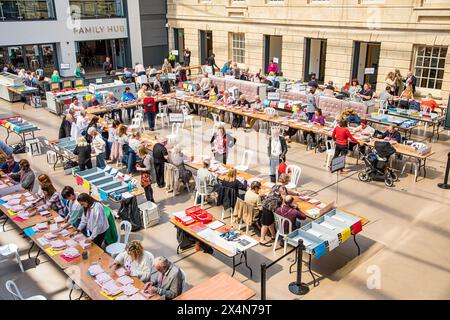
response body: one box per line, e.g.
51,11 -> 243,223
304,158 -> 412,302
199,30 -> 213,65
351,41 -> 380,88
75,39 -> 127,74
174,28 -> 185,64
304,38 -> 327,83
264,35 -> 282,74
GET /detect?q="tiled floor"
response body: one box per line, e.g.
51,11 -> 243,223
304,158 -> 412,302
0,101 -> 449,300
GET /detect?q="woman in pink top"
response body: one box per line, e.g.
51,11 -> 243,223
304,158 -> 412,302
303,108 -> 325,150
267,60 -> 278,75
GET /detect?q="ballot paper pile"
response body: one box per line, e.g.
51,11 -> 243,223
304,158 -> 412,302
44,232 -> 57,240
50,239 -> 66,251
62,247 -> 80,259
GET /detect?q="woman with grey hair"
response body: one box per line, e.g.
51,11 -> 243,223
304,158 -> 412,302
170,145 -> 193,189
268,127 -> 288,183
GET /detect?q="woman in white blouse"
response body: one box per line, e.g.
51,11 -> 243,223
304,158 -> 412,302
77,193 -> 109,247
110,240 -> 154,282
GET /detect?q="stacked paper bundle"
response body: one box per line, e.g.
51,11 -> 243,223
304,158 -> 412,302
115,267 -> 126,277
44,232 -> 57,240
7,198 -> 21,206
55,216 -> 65,223
50,239 -> 66,250
79,240 -> 91,249
39,210 -> 51,216
88,264 -> 104,276
116,275 -> 134,286
116,295 -> 129,300
59,229 -> 70,237
62,247 -> 80,258
95,272 -> 113,285
50,223 -> 59,232
122,284 -> 139,296
17,211 -> 30,219
74,234 -> 86,242
101,280 -> 123,296
65,239 -> 78,247
11,205 -> 25,212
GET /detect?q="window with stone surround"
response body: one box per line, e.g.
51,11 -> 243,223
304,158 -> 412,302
413,45 -> 447,90
230,33 -> 245,64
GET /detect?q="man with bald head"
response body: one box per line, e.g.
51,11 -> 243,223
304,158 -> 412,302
276,195 -> 306,233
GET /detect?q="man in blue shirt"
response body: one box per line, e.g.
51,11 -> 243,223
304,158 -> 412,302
121,87 -> 137,120
0,155 -> 20,174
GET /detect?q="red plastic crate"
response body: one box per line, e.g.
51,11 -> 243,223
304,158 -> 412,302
185,206 -> 201,216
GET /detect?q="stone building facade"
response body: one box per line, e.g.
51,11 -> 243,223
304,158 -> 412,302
167,0 -> 450,98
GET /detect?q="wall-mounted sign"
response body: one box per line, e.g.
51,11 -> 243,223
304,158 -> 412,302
95,78 -> 103,84
365,68 -> 375,75
60,63 -> 70,70
172,50 -> 179,56
273,57 -> 279,64
73,25 -> 125,35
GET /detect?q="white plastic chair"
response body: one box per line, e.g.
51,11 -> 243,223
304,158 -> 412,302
181,105 -> 194,130
234,150 -> 253,172
194,176 -> 210,209
5,280 -> 47,300
0,244 -> 24,272
273,214 -> 293,255
130,117 -> 144,132
156,104 -> 169,128
212,113 -> 225,134
105,221 -> 132,258
325,139 -> 336,169
134,112 -> 144,120
285,165 -> 302,189
180,268 -> 187,293
167,123 -> 181,145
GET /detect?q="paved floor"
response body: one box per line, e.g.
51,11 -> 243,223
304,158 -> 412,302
0,101 -> 449,300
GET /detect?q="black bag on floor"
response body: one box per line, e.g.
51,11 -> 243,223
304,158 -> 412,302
12,143 -> 26,154
117,196 -> 143,232
63,160 -> 78,170
176,228 -> 196,250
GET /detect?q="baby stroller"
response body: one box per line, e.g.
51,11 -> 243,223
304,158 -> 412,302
358,141 -> 398,187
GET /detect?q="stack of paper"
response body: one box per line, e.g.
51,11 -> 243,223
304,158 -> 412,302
116,275 -> 134,286
79,240 -> 91,250
101,280 -> 123,296
115,267 -> 126,277
50,239 -> 66,250
17,211 -> 30,219
36,237 -> 49,246
11,205 -> 25,212
116,295 -> 129,300
88,264 -> 104,276
65,239 -> 78,247
25,196 -> 35,201
73,234 -> 86,242
308,199 -> 321,205
59,229 -> 70,237
23,192 -> 32,197
44,232 -> 57,240
207,220 -> 224,230
7,199 -> 21,205
95,272 -> 113,285
55,216 -> 65,223
122,284 -> 139,296
50,223 -> 59,232
39,210 -> 51,216
36,223 -> 48,231
62,247 -> 80,258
